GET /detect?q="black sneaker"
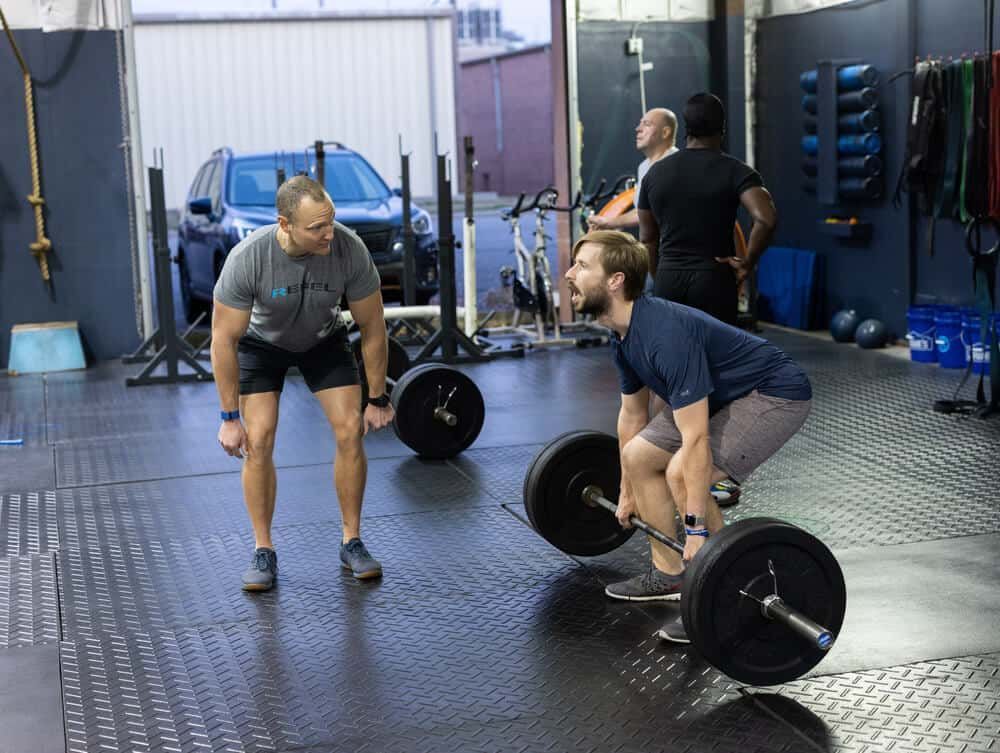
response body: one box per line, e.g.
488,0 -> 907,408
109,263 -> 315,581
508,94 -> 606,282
710,478 -> 741,507
655,616 -> 691,644
242,547 -> 278,592
605,567 -> 684,602
339,538 -> 383,579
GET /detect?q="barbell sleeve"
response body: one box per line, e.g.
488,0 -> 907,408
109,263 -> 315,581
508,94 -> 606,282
434,407 -> 458,426
581,486 -> 685,556
761,596 -> 835,651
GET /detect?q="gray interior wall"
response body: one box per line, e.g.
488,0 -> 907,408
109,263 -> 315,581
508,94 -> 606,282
576,20 -> 711,196
756,0 -> 912,335
725,11 -> 746,163
0,30 -> 138,366
755,0 -> 1000,335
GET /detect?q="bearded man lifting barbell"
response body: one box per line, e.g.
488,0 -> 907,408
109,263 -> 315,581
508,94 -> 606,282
564,229 -> 812,643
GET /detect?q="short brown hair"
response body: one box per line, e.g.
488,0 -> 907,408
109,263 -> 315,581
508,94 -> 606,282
276,175 -> 329,221
571,230 -> 649,301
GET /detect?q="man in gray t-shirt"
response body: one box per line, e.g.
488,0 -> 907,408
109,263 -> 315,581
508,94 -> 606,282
214,219 -> 380,352
587,107 -> 677,232
211,175 -> 392,591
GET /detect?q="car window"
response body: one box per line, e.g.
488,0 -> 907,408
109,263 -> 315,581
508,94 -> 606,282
189,162 -> 210,199
207,160 -> 222,211
324,155 -> 390,202
228,153 -> 391,206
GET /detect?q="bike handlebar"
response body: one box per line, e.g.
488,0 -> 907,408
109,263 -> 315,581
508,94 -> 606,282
500,192 -> 527,220
580,174 -> 635,211
501,186 -> 559,219
549,191 -> 583,213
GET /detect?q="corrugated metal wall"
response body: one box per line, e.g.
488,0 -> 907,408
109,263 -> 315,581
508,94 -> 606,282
133,13 -> 457,209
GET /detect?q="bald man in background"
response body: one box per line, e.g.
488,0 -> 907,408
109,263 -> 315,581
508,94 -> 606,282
588,108 -> 678,232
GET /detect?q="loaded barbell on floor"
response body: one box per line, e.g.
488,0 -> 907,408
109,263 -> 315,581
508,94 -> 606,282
523,431 -> 847,686
350,336 -> 485,458
389,363 -> 484,458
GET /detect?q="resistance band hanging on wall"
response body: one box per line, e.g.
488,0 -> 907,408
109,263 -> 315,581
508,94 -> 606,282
927,0 -> 1000,417
0,7 -> 53,286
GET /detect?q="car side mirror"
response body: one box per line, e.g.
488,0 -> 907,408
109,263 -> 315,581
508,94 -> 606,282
188,196 -> 212,215
392,187 -> 403,197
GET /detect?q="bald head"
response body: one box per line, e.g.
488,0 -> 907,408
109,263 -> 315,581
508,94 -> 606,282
635,108 -> 677,154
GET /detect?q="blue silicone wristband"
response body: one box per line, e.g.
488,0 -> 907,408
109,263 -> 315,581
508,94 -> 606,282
220,410 -> 240,421
685,527 -> 710,537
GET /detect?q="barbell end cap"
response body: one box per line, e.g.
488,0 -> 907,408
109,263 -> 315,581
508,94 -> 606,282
817,632 -> 834,651
580,485 -> 602,505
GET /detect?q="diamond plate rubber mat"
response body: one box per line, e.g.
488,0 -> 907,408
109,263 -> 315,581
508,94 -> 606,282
3,329 -> 1000,753
778,653 -> 1000,752
0,446 -> 56,497
0,553 -> 59,648
448,443 -> 545,504
60,504 -> 831,753
0,491 -> 59,557
0,411 -> 47,447
0,374 -> 45,415
57,507 -> 603,638
54,425 -> 426,487
53,457 -> 489,551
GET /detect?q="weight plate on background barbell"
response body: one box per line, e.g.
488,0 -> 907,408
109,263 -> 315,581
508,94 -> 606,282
523,431 -> 637,556
391,364 -> 484,459
352,335 -> 412,405
681,517 -> 847,686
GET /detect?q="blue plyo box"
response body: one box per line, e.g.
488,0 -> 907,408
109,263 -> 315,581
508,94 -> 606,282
8,321 -> 86,374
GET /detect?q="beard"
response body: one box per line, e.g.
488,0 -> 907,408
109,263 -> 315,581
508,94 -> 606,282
573,285 -> 610,317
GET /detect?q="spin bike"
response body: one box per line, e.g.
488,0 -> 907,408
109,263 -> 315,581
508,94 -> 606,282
491,187 -> 577,347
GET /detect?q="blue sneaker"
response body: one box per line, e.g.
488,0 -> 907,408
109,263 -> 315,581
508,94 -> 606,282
339,538 -> 383,579
242,547 -> 278,591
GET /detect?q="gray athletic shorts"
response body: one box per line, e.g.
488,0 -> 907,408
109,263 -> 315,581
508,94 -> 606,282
639,390 -> 811,483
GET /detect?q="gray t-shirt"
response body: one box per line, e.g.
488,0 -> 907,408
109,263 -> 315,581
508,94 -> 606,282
213,222 -> 380,352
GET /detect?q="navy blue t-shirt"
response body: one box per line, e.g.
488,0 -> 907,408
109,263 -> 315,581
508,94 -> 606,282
611,296 -> 811,412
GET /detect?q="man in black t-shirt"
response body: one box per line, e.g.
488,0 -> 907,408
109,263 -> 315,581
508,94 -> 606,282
637,93 -> 777,326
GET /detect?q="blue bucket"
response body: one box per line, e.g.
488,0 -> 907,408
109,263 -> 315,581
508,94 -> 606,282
906,306 -> 936,362
962,312 -> 980,366
969,314 -> 1000,376
934,310 -> 965,368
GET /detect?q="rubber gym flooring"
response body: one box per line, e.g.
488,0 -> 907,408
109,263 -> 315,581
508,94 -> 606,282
1,326 -> 998,753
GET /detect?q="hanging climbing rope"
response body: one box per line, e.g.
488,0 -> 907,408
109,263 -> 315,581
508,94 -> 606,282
1,7 -> 53,284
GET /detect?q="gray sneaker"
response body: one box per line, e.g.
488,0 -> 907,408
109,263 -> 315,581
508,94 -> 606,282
242,547 -> 278,592
655,616 -> 691,644
339,538 -> 382,579
605,567 -> 684,602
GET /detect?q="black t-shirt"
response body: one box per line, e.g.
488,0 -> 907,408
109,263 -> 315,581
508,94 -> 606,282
637,148 -> 763,271
611,295 -> 811,413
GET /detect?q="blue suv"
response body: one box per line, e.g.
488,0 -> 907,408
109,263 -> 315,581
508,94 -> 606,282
176,144 -> 439,322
